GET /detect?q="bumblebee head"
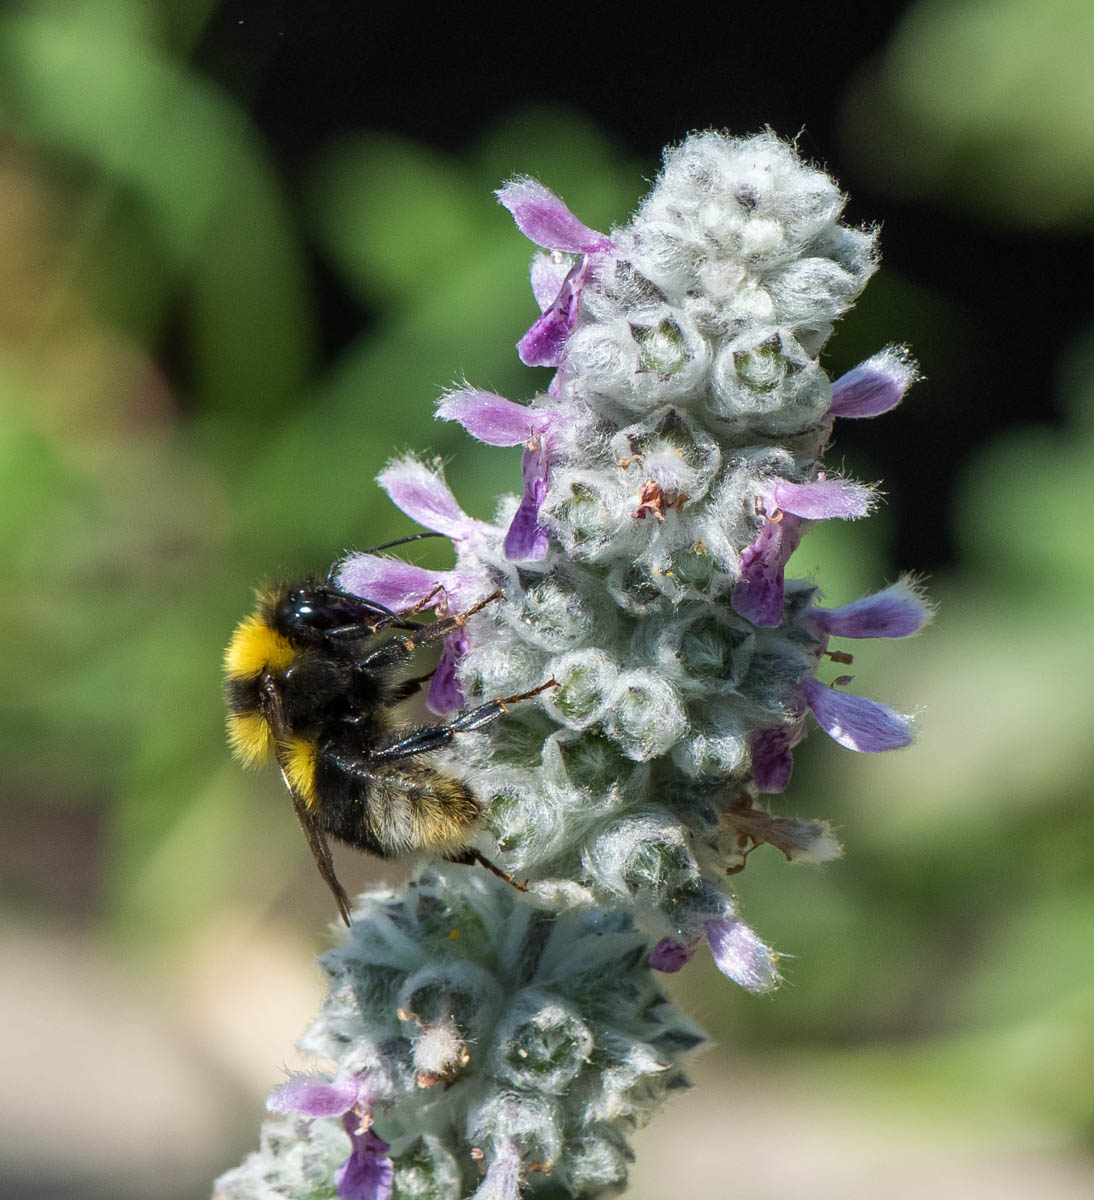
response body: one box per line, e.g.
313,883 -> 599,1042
266,580 -> 396,647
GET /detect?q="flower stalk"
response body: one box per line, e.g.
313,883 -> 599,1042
216,130 -> 926,1200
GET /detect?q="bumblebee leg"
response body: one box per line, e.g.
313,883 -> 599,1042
366,680 -> 558,764
387,669 -> 436,704
445,846 -> 528,892
441,680 -> 559,735
358,590 -> 504,672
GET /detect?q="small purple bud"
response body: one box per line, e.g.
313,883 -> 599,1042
495,177 -> 612,254
503,435 -> 552,560
334,1119 -> 393,1200
830,347 -> 917,419
801,677 -> 914,752
704,916 -> 779,993
649,937 -> 695,973
809,578 -> 932,640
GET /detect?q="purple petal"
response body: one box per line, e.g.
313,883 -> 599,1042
801,677 -> 914,751
436,387 -> 562,447
267,1074 -> 361,1118
472,1139 -> 521,1200
503,437 -> 552,560
730,514 -> 803,627
426,629 -> 468,715
771,477 -> 875,520
437,388 -> 539,446
704,917 -> 779,993
335,1119 -> 393,1200
496,177 -> 612,253
649,937 -> 695,973
830,347 -> 917,419
530,252 -> 573,311
335,557 -> 470,613
750,721 -> 805,793
809,579 -> 931,639
517,259 -> 589,367
378,460 -> 483,540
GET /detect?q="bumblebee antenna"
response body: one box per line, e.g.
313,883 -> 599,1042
361,532 -> 444,555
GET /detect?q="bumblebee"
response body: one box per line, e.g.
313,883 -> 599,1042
224,549 -> 551,923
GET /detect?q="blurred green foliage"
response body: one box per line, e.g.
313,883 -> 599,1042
0,0 -> 642,937
840,0 -> 1094,228
1,0 -> 1092,1184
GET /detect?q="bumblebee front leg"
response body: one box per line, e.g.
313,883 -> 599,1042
358,589 -> 504,673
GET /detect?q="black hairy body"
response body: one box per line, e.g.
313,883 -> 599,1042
224,574 -> 548,922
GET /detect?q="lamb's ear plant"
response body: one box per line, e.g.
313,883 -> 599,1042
215,130 -> 926,1200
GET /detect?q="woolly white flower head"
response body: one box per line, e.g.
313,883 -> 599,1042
218,131 -> 927,1200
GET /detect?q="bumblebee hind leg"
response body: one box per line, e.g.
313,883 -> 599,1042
445,846 -> 528,892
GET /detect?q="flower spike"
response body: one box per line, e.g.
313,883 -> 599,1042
218,131 -> 927,1200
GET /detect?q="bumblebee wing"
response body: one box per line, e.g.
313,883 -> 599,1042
259,672 -> 352,926
279,764 -> 353,926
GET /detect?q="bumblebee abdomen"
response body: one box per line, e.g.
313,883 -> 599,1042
316,751 -> 479,860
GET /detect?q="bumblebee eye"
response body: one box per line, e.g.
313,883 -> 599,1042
281,588 -> 376,636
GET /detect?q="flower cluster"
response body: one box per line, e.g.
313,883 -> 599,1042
216,131 -> 925,1200
335,131 -> 925,964
215,872 -> 702,1200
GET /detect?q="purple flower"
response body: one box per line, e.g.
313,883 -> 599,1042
377,459 -> 492,543
427,627 -> 469,715
731,476 -> 875,627
496,177 -> 614,367
704,916 -> 780,993
495,177 -> 612,255
334,556 -> 473,614
650,916 -> 779,993
648,937 -> 694,973
268,1073 -> 392,1200
743,577 -> 926,786
799,677 -> 913,752
731,513 -> 804,628
751,673 -> 915,794
518,258 -> 594,367
335,1121 -> 394,1200
267,1074 -> 371,1118
749,721 -> 806,793
806,577 -> 931,640
437,387 -> 570,561
503,434 -> 552,560
829,347 -> 916,419
436,387 -> 556,446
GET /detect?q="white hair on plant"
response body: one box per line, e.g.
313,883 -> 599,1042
216,130 -> 927,1200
